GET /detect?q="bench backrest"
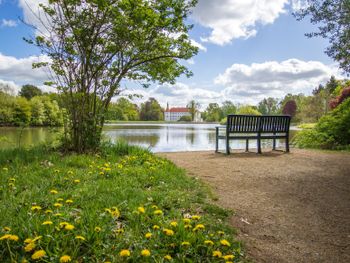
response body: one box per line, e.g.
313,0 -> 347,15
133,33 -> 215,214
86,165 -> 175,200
226,114 -> 291,133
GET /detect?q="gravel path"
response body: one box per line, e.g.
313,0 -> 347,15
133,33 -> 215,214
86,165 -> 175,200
159,149 -> 350,263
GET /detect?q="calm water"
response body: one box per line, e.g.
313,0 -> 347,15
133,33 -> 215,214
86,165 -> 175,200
0,124 -> 299,152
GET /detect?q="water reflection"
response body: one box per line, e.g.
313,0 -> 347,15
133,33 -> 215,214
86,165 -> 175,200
0,124 -> 299,152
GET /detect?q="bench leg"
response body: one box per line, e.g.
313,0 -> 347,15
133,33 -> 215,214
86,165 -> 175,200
245,139 -> 249,152
215,128 -> 219,153
286,136 -> 290,153
257,137 -> 262,154
273,138 -> 276,150
226,137 -> 230,155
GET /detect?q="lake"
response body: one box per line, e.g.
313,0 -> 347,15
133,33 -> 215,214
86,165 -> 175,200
0,123 -> 299,152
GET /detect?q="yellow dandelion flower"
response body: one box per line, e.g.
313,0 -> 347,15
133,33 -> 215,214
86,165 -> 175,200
181,241 -> 190,246
32,236 -> 42,242
31,250 -> 46,260
141,249 -> 151,257
50,190 -> 58,194
45,209 -> 53,214
54,213 -> 63,217
163,229 -> 174,236
164,255 -> 172,260
217,231 -> 225,235
111,208 -> 120,218
54,203 -> 62,208
64,224 -> 75,231
183,218 -> 191,224
212,250 -> 222,258
138,207 -> 145,214
9,178 -> 15,182
184,224 -> 192,229
75,235 -> 85,241
65,199 -> 73,204
59,222 -> 69,227
191,215 -> 201,220
21,258 -> 28,263
56,198 -> 64,202
154,209 -> 163,215
117,164 -> 123,169
204,240 -> 214,246
145,232 -> 152,239
67,171 -> 73,175
153,225 -> 160,230
24,238 -> 33,244
99,172 -> 104,175
220,239 -> 231,247
170,221 -> 178,227
119,249 -> 131,257
151,205 -> 158,209
3,227 -> 11,232
31,206 -> 42,212
59,255 -> 71,263
73,179 -> 80,183
95,227 -> 101,232
223,254 -> 235,260
24,242 -> 36,252
0,234 -> 19,241
42,221 -> 53,225
104,208 -> 112,214
8,183 -> 15,187
193,224 -> 205,231
54,169 -> 60,173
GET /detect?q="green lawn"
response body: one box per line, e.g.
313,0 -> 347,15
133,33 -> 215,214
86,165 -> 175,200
0,144 -> 242,262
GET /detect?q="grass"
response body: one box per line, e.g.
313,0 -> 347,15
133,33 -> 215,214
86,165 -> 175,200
0,143 -> 242,262
297,123 -> 317,129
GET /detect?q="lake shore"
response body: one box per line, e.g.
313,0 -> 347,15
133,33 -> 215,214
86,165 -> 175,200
159,149 -> 350,263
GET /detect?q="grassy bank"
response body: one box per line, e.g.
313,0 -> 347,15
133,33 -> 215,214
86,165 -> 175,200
0,144 -> 242,262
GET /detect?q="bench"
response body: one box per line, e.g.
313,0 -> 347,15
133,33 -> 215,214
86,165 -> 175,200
215,114 -> 291,154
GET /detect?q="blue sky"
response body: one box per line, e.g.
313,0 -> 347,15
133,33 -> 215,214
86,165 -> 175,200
0,0 -> 341,107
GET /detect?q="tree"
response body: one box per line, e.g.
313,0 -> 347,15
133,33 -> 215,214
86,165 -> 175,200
294,0 -> 350,74
0,91 -> 15,124
140,98 -> 164,121
30,96 -> 46,126
221,101 -> 237,116
13,97 -> 32,125
19,84 -> 42,100
30,0 -> 198,152
237,105 -> 261,115
204,103 -> 223,122
282,100 -> 297,118
186,100 -> 200,121
257,97 -> 279,115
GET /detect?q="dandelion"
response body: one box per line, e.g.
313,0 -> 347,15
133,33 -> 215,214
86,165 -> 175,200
54,169 -> 60,173
9,178 -> 15,182
181,241 -> 190,246
42,221 -> 53,225
153,225 -> 160,230
105,208 -> 112,214
31,250 -> 46,260
223,255 -> 235,260
184,225 -> 192,229
220,239 -> 231,247
64,224 -> 75,231
67,171 -> 73,175
117,164 -> 123,169
56,198 -> 64,202
50,190 -> 58,194
193,224 -> 205,231
163,229 -> 174,236
164,255 -> 172,260
59,222 -> 69,227
119,249 -> 131,257
111,207 -> 120,218
8,183 -> 15,187
65,199 -> 73,204
32,236 -> 42,242
24,242 -> 36,252
212,250 -> 222,258
75,235 -> 85,241
183,218 -> 191,224
138,207 -> 145,214
141,249 -> 151,257
73,179 -> 80,183
3,227 -> 11,232
54,203 -> 63,208
31,206 -> 42,212
154,209 -> 163,215
60,255 -> 72,262
191,215 -> 201,220
204,240 -> 214,246
99,172 -> 104,176
24,238 -> 33,244
21,259 -> 29,263
54,213 -> 63,217
95,227 -> 101,232
0,234 -> 19,241
151,205 -> 158,209
170,221 -> 178,227
45,209 -> 53,214
145,232 -> 152,239
217,231 -> 225,235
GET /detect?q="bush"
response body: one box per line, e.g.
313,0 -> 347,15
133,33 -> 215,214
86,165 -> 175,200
178,115 -> 192,122
294,97 -> 350,149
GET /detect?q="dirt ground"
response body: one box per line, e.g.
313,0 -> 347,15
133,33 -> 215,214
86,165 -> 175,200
159,149 -> 350,263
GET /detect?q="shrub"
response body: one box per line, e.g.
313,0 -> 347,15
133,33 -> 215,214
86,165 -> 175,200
329,87 -> 350,109
178,115 -> 192,122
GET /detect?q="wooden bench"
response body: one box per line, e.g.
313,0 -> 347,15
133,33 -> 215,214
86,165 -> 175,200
215,114 -> 291,154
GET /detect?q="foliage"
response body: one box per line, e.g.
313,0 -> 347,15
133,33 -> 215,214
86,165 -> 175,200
106,98 -> 139,121
257,97 -> 279,115
221,101 -> 237,116
140,98 -> 164,121
237,106 -> 261,115
0,91 -> 15,124
12,97 -> 32,126
178,115 -> 192,122
297,123 -> 317,129
282,100 -> 297,118
204,103 -> 223,122
0,145 -> 242,262
329,87 -> 350,109
29,0 -> 198,152
294,98 -> 350,149
19,85 -> 42,100
186,100 -> 200,121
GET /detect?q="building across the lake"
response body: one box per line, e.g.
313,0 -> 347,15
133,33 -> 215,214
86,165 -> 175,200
164,103 -> 202,122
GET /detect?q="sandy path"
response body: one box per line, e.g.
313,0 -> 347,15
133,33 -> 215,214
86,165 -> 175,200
159,149 -> 350,263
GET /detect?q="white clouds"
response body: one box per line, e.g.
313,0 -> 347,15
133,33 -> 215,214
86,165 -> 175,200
1,19 -> 18,28
192,0 -> 294,45
18,0 -> 49,35
190,39 -> 207,52
0,53 -> 50,87
215,59 -> 340,103
0,79 -> 21,95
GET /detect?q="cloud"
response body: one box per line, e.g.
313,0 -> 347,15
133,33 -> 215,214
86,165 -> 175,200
0,79 -> 21,95
1,19 -> 18,27
192,0 -> 295,45
0,53 -> 51,87
190,39 -> 207,52
18,0 -> 49,35
215,59 -> 341,103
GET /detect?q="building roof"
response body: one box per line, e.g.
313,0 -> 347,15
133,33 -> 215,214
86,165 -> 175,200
165,107 -> 189,113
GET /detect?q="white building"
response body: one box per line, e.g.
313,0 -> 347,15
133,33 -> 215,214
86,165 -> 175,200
164,104 -> 202,122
